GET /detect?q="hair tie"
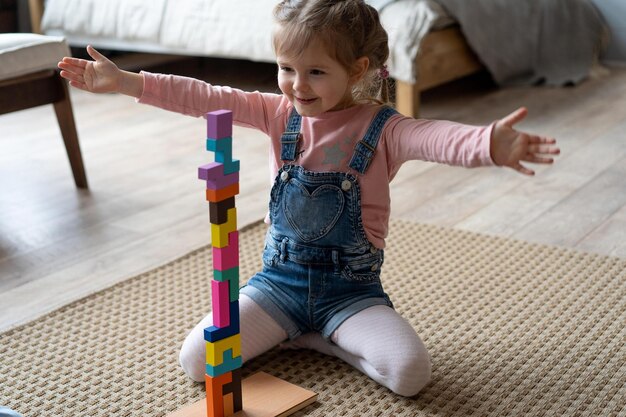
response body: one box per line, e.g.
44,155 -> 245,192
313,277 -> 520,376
378,65 -> 389,80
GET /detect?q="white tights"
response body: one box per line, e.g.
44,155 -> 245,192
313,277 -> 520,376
179,294 -> 431,397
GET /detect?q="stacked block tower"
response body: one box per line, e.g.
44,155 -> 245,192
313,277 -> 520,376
198,110 -> 243,417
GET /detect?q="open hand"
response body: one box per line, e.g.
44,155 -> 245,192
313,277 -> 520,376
58,45 -> 122,93
491,107 -> 560,175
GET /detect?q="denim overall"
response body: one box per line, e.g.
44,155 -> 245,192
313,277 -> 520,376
240,106 -> 398,340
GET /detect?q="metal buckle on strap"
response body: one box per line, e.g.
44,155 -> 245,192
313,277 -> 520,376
355,139 -> 376,154
281,132 -> 301,143
360,140 -> 376,152
280,132 -> 301,162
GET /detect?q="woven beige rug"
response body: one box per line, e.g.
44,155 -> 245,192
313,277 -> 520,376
1,219 -> 625,416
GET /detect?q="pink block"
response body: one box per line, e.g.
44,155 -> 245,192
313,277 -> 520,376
213,231 -> 239,271
211,280 -> 230,328
206,110 -> 233,139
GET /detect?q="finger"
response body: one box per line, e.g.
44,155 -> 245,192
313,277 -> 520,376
513,162 -> 535,176
59,70 -> 85,84
523,154 -> 554,164
528,144 -> 561,155
500,107 -> 528,128
527,135 -> 559,148
68,80 -> 90,91
58,61 -> 86,75
59,56 -> 88,68
86,45 -> 107,62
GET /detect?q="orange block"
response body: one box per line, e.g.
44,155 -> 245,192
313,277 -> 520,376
206,183 -> 239,203
205,372 -> 232,417
223,393 -> 234,416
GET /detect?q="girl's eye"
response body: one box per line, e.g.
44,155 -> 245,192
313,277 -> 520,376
310,69 -> 325,75
280,66 -> 293,72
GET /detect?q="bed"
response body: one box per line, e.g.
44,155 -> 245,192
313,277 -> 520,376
28,0 -> 483,118
28,0 -> 605,118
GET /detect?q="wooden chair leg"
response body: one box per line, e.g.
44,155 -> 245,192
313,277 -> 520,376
53,76 -> 88,189
395,80 -> 421,118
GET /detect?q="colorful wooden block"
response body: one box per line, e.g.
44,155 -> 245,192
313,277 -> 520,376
206,136 -> 232,153
222,368 -> 243,413
204,372 -> 232,417
204,301 -> 240,343
167,372 -> 317,417
206,183 -> 239,203
198,162 -> 224,181
206,137 -> 240,175
213,267 -> 239,302
223,393 -> 234,416
206,348 -> 243,377
205,171 -> 239,191
212,280 -> 230,328
209,197 -> 236,225
206,334 -> 241,367
205,368 -> 242,417
210,208 -> 237,247
213,231 -> 239,271
222,159 -> 240,176
202,109 -> 245,417
207,110 -> 233,139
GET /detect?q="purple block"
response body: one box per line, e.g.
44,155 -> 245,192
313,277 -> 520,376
207,110 -> 233,139
205,171 -> 240,190
198,162 -> 224,181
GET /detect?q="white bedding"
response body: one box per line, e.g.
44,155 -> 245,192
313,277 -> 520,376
41,0 -> 452,83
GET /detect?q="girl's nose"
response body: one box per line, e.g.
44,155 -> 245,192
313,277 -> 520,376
293,74 -> 308,92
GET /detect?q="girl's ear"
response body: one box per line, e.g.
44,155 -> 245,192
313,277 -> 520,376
349,56 -> 370,84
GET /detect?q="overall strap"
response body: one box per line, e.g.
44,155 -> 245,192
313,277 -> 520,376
348,106 -> 398,174
280,107 -> 302,162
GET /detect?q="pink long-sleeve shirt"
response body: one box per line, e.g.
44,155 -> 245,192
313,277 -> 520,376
138,71 -> 495,248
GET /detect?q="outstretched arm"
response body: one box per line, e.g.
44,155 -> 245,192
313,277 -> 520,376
490,107 -> 560,176
57,45 -> 144,98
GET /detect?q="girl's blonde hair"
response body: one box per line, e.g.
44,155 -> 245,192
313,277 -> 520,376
273,0 -> 391,105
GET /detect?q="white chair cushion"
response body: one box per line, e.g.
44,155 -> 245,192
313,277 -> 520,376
0,33 -> 70,82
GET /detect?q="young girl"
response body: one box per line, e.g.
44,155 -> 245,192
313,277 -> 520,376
58,0 -> 558,397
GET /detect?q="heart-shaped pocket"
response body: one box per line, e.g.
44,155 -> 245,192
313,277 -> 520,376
283,181 -> 345,242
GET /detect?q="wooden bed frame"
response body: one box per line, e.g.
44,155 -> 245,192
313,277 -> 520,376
28,0 -> 482,118
395,27 -> 483,117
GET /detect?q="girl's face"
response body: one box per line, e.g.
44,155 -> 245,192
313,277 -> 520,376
276,40 -> 357,117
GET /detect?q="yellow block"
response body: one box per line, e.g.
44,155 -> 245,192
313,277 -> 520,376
211,207 -> 237,248
206,333 -> 241,366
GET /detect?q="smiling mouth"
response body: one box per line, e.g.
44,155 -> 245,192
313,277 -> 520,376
296,97 -> 317,105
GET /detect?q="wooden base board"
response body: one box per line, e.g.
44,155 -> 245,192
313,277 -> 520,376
166,372 -> 318,417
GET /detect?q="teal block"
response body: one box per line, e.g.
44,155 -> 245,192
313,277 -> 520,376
207,137 -> 232,153
207,137 -> 239,174
205,348 -> 242,377
223,159 -> 240,175
214,267 -> 239,302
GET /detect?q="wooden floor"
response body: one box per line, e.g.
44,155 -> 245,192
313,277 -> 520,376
1,57 -> 625,331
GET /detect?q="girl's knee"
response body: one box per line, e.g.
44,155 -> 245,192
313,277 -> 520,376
178,341 -> 206,382
384,342 -> 432,397
393,350 -> 432,397
178,321 -> 210,383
